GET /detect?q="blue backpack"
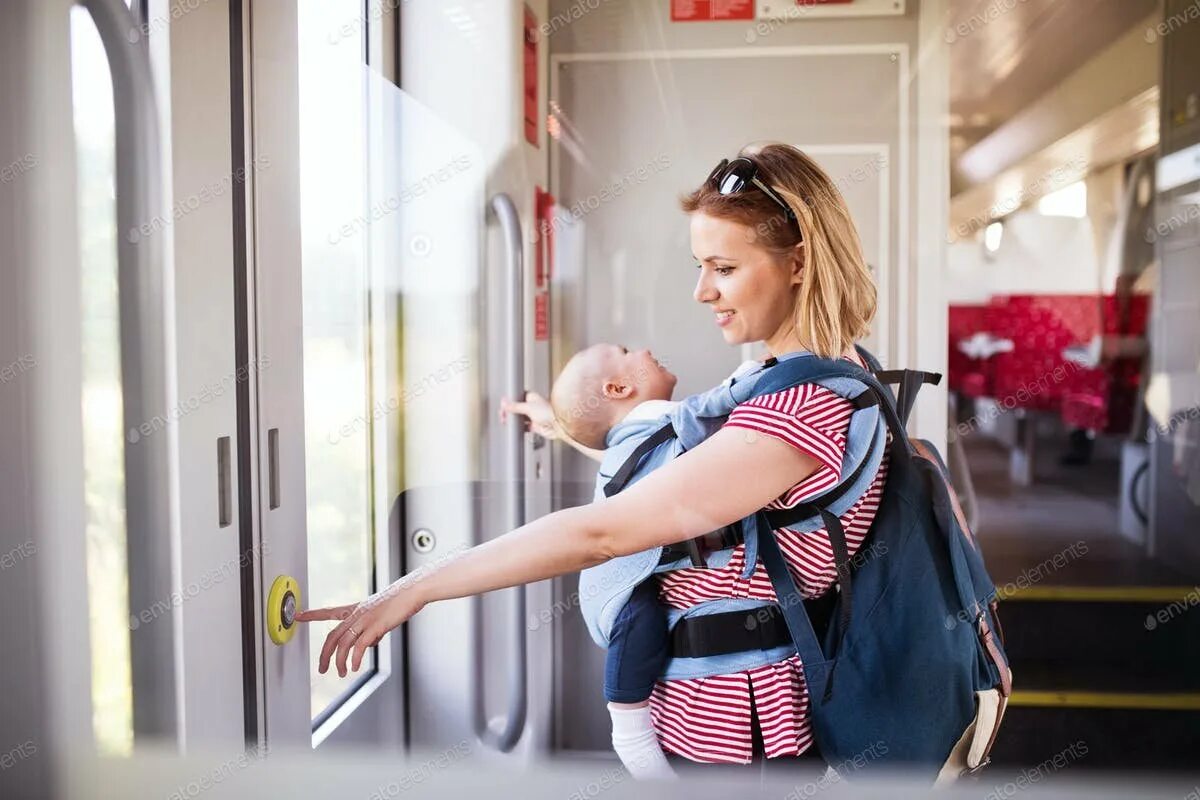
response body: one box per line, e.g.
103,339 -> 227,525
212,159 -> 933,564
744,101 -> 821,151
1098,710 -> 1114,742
580,349 -> 1011,779
749,354 -> 1011,779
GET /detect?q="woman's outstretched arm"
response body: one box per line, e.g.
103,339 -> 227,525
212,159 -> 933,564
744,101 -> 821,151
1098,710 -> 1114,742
295,425 -> 820,677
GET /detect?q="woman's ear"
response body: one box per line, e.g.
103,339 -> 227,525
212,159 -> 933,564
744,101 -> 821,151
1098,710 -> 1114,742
788,241 -> 805,286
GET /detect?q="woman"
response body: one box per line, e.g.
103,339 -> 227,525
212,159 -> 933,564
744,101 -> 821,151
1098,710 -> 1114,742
296,142 -> 884,775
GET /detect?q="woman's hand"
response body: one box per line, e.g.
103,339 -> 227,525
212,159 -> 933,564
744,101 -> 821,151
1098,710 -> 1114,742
294,581 -> 426,677
499,391 -> 557,440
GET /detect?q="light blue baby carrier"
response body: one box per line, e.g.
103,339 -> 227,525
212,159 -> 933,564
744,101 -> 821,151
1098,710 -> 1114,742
578,348 -> 890,681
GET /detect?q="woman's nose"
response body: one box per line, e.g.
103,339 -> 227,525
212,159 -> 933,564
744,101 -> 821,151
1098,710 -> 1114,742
693,271 -> 718,304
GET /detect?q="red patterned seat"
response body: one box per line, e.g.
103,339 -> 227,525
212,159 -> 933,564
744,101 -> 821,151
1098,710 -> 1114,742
949,293 -> 1149,435
1061,294 -> 1149,434
948,304 -> 990,396
987,295 -> 1097,411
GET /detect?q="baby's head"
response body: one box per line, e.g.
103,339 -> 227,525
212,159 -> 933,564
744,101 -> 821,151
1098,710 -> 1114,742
551,344 -> 677,449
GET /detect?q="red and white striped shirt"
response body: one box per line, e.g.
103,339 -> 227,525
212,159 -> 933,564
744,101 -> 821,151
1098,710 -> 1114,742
648,355 -> 890,764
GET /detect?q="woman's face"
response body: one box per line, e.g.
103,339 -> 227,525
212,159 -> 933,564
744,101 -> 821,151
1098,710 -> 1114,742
690,212 -> 802,347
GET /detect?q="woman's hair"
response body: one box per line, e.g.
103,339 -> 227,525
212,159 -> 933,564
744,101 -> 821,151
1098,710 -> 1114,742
680,142 -> 877,359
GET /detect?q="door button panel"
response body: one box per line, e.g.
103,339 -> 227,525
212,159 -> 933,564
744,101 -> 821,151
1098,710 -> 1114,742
267,575 -> 301,646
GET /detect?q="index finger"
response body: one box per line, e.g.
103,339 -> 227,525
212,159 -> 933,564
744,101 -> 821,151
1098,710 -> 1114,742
294,604 -> 355,623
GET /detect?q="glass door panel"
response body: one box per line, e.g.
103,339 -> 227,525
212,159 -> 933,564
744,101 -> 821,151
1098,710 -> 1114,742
69,5 -> 133,758
297,0 -> 377,723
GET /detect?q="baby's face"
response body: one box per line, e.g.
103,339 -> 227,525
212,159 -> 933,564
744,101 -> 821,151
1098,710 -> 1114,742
585,343 -> 677,402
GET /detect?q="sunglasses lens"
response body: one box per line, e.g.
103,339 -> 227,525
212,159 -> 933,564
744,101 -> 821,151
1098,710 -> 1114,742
716,172 -> 745,194
715,159 -> 756,196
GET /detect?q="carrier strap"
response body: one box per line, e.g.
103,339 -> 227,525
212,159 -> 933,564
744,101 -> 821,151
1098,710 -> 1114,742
657,524 -> 742,568
603,420 -> 711,565
607,359 -> 890,574
669,593 -> 836,659
602,421 -> 676,498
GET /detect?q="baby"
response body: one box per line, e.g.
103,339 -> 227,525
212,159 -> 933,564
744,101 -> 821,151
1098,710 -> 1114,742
503,343 -> 761,779
550,343 -> 679,450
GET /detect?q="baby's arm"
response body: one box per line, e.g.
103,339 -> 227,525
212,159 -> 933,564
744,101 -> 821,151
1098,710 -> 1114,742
558,426 -> 606,463
499,392 -> 605,463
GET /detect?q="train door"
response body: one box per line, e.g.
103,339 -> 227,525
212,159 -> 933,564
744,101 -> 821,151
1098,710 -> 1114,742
245,0 -> 556,758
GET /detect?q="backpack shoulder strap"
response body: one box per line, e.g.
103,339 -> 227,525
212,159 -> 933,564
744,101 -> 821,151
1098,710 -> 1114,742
602,421 -> 709,568
747,355 -> 899,688
753,509 -> 836,699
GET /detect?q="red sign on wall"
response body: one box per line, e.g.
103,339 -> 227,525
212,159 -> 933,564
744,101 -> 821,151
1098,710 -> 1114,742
534,186 -> 555,289
523,5 -> 539,147
670,0 -> 754,21
533,186 -> 554,342
535,292 -> 550,341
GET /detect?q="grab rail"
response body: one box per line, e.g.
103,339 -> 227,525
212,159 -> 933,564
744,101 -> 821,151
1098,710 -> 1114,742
472,192 -> 528,752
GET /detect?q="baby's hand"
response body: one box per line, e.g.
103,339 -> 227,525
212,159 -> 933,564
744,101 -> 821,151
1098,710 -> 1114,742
499,391 -> 558,440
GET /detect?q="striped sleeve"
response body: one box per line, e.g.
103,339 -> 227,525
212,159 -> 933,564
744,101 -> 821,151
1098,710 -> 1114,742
724,383 -> 852,478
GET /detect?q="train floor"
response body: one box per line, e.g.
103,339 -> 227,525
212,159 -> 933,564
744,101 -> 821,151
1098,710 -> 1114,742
961,431 -> 1199,775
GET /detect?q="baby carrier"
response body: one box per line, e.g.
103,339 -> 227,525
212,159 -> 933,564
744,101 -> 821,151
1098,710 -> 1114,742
578,347 -> 1012,780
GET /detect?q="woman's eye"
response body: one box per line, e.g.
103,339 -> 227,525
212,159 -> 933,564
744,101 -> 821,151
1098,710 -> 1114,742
716,266 -> 734,276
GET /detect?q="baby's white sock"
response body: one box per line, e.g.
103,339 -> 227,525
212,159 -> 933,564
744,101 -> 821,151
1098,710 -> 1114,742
608,702 -> 677,780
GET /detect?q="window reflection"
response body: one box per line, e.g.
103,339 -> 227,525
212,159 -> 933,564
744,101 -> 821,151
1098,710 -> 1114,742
298,0 -> 378,721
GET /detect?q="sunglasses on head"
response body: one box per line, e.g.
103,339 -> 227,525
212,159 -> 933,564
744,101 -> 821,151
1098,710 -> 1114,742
706,157 -> 799,227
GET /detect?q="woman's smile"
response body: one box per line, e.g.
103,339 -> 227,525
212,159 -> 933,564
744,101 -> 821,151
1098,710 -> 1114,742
714,309 -> 736,327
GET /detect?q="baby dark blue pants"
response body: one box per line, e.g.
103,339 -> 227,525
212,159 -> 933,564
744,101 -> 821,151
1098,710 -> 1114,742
603,579 -> 669,703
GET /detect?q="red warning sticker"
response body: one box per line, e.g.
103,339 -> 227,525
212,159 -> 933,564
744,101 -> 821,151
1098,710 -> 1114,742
671,0 -> 754,22
534,292 -> 550,341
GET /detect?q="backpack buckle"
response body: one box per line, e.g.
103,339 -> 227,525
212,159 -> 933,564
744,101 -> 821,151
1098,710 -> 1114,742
658,525 -> 744,568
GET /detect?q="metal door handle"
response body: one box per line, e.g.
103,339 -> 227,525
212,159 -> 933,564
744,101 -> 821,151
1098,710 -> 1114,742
472,192 -> 527,752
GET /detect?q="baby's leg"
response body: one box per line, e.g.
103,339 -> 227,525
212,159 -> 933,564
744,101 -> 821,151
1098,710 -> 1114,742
608,702 -> 674,780
604,581 -> 674,780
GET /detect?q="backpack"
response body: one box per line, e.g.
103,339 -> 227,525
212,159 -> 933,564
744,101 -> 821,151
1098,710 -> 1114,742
749,354 -> 1011,780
